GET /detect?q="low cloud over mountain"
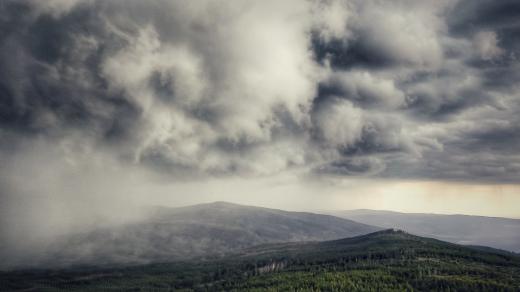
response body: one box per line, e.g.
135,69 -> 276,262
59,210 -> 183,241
1,202 -> 379,269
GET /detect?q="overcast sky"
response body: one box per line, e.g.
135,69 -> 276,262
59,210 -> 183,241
1,0 -> 520,243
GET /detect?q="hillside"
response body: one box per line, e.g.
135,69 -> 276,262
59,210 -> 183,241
327,209 -> 520,252
2,230 -> 520,291
25,202 -> 379,268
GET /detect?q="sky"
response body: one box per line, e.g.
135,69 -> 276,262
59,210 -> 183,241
1,0 -> 520,249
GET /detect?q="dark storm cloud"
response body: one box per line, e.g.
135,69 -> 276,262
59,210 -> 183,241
0,0 -> 140,146
316,156 -> 385,176
0,0 -> 519,182
448,0 -> 520,37
313,37 -> 393,70
310,0 -> 520,181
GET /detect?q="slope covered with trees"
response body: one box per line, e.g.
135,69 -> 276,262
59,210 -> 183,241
2,230 -> 519,291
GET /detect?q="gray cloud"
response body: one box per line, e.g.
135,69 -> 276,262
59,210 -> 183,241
0,0 -> 519,184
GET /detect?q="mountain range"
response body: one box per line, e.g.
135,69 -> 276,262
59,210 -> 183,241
328,209 -> 520,253
2,202 -> 520,290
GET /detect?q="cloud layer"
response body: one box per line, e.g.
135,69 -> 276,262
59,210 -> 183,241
1,0 -> 519,183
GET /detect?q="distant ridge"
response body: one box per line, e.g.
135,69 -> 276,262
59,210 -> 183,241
328,209 -> 520,252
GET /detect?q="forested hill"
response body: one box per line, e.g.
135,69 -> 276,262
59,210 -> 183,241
2,229 -> 520,291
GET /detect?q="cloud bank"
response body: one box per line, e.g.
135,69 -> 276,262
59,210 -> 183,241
2,0 -> 519,183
